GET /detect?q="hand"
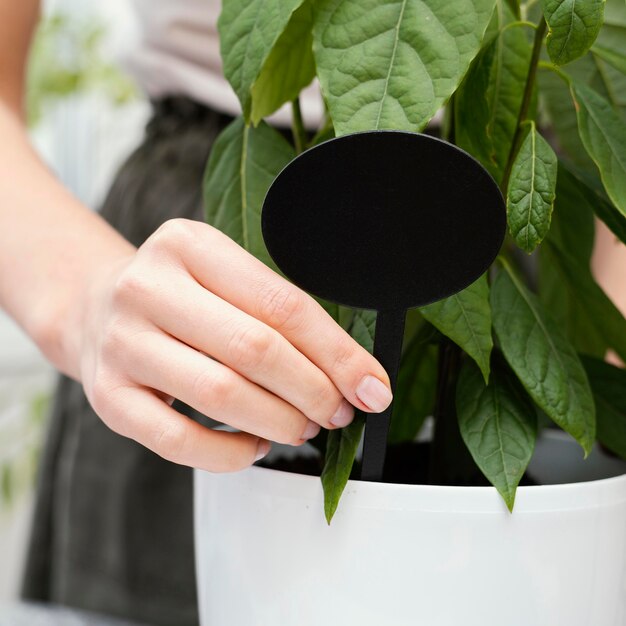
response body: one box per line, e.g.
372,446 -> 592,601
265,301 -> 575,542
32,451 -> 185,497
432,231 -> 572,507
74,219 -> 393,472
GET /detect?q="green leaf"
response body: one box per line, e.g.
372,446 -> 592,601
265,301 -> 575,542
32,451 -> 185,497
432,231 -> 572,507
538,163 -> 607,358
320,307 -> 378,523
203,117 -> 295,268
581,356 -> 626,459
420,275 -> 493,383
491,264 -> 596,453
456,14 -> 532,180
388,332 -> 438,444
457,359 -> 537,511
250,2 -> 316,125
592,42 -> 626,72
313,0 -> 496,135
542,0 -> 606,65
506,122 -> 558,252
544,242 -> 626,363
349,309 -> 377,353
571,81 -> 626,216
1,464 -> 12,506
589,1 -> 626,113
321,417 -> 365,523
592,0 -> 626,75
218,0 -> 306,120
539,62 -> 598,174
561,162 -> 626,244
540,1 -> 626,170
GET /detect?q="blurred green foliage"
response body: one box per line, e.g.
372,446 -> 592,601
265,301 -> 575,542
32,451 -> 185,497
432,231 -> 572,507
27,11 -> 137,126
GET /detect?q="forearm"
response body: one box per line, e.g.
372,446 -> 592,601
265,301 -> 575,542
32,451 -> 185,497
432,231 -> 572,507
592,220 -> 626,314
0,102 -> 134,378
592,220 -> 626,365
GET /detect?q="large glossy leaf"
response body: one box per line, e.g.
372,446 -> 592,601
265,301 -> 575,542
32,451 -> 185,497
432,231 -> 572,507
538,169 -> 607,358
420,275 -> 493,383
491,265 -> 596,454
592,42 -> 626,72
561,163 -> 626,244
454,31 -> 496,173
542,0 -> 605,65
457,359 -> 537,511
506,122 -> 557,254
506,122 -> 558,252
250,2 -> 316,125
538,60 -> 599,174
540,0 -> 626,171
312,0 -> 496,135
591,0 -> 626,96
456,15 -> 532,180
571,81 -> 626,216
321,417 -> 365,523
203,117 -> 295,267
544,242 -> 626,363
218,0 -> 306,120
582,356 -> 626,459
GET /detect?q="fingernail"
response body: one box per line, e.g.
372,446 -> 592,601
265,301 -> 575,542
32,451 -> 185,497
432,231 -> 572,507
330,399 -> 355,427
302,421 -> 321,440
254,440 -> 271,462
356,375 -> 393,412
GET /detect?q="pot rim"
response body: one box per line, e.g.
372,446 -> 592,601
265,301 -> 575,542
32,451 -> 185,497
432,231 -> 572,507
239,463 -> 626,513
198,429 -> 626,514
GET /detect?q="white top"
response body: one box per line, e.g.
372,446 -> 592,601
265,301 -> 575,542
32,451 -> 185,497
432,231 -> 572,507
126,0 -> 323,128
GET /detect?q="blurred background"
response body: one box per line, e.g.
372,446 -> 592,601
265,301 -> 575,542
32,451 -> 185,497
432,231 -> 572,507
0,0 -> 149,600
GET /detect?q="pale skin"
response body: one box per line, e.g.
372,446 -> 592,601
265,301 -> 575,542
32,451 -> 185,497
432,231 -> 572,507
0,0 -> 394,472
0,3 -> 624,475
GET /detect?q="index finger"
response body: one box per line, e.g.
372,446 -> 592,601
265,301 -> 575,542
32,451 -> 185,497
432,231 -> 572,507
161,220 -> 393,414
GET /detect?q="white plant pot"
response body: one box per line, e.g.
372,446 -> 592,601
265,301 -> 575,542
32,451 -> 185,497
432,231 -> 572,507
194,430 -> 626,626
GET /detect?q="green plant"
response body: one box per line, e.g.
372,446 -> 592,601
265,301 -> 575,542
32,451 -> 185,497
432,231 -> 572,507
204,0 -> 626,522
27,12 -> 137,127
0,391 -> 49,509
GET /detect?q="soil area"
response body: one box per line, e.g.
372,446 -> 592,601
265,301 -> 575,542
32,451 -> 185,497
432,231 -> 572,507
259,441 -> 540,486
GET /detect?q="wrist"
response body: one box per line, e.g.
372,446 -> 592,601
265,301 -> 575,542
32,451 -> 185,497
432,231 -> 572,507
33,246 -> 135,381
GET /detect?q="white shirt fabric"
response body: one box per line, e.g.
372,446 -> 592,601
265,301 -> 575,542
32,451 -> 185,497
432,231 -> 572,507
126,0 -> 323,128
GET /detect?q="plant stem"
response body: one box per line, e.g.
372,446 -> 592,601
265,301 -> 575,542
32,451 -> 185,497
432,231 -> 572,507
500,18 -> 547,193
308,114 -> 334,148
291,97 -> 307,154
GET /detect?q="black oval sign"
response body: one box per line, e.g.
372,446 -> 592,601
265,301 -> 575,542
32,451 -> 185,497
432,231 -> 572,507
262,131 -> 505,311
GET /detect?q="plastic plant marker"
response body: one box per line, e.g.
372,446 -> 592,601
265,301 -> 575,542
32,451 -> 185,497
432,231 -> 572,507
262,131 -> 506,481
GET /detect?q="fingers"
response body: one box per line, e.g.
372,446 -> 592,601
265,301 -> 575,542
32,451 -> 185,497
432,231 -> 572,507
124,330 -> 322,446
145,274 -> 353,429
161,220 -> 393,413
93,383 -> 271,473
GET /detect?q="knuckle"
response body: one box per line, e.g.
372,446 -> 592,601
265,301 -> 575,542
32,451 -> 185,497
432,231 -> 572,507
154,419 -> 188,463
258,284 -> 305,331
111,269 -> 152,308
285,418 -> 310,446
192,368 -> 234,412
148,218 -> 196,252
226,324 -> 273,370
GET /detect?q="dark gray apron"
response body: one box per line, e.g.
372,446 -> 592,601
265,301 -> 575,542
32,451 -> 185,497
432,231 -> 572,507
22,98 -> 232,626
